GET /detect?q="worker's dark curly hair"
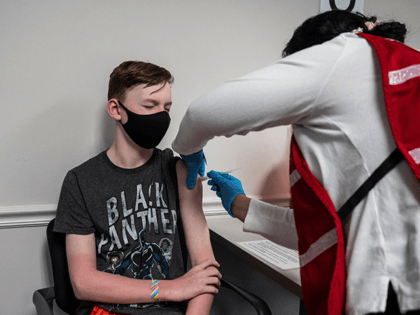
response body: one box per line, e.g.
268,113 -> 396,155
282,10 -> 407,57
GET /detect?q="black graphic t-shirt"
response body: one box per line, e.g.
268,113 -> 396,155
54,148 -> 187,314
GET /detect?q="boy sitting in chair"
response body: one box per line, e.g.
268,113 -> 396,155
54,61 -> 221,315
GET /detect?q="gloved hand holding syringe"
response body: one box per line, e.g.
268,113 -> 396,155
204,168 -> 246,217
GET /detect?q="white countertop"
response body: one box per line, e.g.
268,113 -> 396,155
206,214 -> 302,299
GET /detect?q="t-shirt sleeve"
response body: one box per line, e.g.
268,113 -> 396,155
163,148 -> 182,175
163,148 -> 182,201
53,170 -> 95,235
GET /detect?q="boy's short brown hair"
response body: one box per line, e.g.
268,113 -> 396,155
108,61 -> 174,101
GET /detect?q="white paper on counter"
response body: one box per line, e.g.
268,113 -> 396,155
238,240 -> 299,270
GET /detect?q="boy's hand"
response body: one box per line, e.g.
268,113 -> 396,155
170,260 -> 221,301
180,149 -> 205,189
207,170 -> 246,217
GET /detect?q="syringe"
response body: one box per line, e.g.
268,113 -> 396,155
200,167 -> 242,181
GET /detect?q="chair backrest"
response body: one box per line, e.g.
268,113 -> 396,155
47,219 -> 79,315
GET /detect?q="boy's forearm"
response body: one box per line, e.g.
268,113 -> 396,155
185,255 -> 218,314
66,234 -> 171,304
70,267 -> 177,304
186,293 -> 214,315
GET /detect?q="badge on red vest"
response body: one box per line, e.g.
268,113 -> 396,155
291,34 -> 420,315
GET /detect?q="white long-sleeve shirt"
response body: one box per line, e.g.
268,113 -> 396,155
172,33 -> 420,315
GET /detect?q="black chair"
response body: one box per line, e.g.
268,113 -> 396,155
33,219 -> 272,315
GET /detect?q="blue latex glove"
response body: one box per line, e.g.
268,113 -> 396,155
180,149 -> 206,189
207,170 -> 246,217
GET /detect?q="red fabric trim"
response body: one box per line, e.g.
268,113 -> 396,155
358,33 -> 420,181
90,306 -> 124,315
291,137 -> 346,315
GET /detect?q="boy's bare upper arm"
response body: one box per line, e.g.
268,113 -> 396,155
176,160 -> 214,264
176,160 -> 203,213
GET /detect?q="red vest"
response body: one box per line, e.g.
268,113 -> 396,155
290,34 -> 420,315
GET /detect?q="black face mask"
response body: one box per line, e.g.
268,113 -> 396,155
118,101 -> 170,149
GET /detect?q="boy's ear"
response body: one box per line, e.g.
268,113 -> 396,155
107,99 -> 122,121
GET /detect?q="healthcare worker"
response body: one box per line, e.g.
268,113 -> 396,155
172,10 -> 420,315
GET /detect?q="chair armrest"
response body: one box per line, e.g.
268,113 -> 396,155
33,287 -> 55,315
221,278 -> 272,315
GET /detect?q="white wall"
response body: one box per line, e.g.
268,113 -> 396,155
1,0 -> 420,209
1,1 -> 420,314
0,0 -> 307,209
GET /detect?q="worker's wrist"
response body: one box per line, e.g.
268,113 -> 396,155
231,194 -> 250,222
